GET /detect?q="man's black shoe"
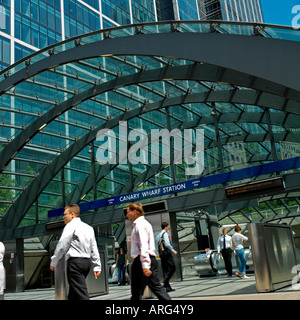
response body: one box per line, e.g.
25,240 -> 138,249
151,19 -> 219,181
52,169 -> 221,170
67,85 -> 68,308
165,286 -> 175,292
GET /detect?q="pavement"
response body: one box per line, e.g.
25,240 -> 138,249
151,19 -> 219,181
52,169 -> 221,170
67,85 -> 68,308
4,274 -> 300,300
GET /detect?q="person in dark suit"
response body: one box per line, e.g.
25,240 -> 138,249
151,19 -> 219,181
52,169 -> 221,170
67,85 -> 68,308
217,228 -> 233,277
156,222 -> 177,291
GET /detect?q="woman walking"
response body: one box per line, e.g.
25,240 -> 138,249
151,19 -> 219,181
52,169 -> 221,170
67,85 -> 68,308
232,225 -> 250,279
116,247 -> 128,285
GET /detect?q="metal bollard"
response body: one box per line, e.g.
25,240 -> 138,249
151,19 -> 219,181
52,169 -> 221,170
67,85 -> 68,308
55,257 -> 68,300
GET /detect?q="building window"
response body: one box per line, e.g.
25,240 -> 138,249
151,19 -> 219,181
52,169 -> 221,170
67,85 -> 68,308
64,0 -> 100,38
131,0 -> 156,23
0,36 -> 10,69
0,2 -> 10,35
15,0 -> 62,48
101,0 -> 130,25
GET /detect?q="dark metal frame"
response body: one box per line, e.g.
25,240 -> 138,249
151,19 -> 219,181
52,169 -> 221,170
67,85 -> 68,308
1,87 -> 299,233
1,23 -> 300,239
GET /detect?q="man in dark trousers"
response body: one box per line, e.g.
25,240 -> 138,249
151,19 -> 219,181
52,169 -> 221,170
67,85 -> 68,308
217,227 -> 233,277
126,202 -> 171,300
50,204 -> 101,300
156,222 -> 177,292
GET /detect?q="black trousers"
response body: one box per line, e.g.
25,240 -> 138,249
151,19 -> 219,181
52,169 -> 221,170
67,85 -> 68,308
67,257 -> 91,300
131,255 -> 171,300
221,248 -> 233,276
160,252 -> 176,287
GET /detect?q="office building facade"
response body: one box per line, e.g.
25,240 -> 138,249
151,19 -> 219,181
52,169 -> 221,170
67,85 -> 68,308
156,0 -> 263,22
0,0 -> 264,71
0,0 -> 159,71
0,0 -> 160,221
203,0 -> 263,22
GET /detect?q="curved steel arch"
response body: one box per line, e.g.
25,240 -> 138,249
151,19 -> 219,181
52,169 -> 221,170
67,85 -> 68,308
1,32 -> 300,94
1,28 -> 300,234
1,62 -> 300,175
0,86 -> 298,233
68,106 -> 300,206
69,135 -> 296,210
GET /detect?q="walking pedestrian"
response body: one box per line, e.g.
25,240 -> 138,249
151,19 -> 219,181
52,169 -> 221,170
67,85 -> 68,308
50,204 -> 101,300
116,247 -> 128,285
232,225 -> 250,279
156,222 -> 177,291
125,202 -> 171,300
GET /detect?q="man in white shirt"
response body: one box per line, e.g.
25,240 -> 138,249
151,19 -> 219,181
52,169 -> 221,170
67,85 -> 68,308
50,204 -> 101,300
126,202 -> 171,300
217,228 -> 233,277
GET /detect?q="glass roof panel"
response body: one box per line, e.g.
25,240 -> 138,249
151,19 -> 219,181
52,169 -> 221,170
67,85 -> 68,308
1,21 -> 300,235
263,27 -> 300,41
218,23 -> 254,35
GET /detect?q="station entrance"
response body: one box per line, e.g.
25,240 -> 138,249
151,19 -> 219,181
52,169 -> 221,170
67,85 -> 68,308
1,20 -> 300,299
2,170 -> 300,297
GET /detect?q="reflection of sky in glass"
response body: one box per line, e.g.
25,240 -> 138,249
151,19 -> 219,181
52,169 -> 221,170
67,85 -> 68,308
0,5 -> 6,29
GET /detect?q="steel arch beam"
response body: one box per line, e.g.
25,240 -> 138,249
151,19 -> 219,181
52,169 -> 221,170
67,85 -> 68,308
1,62 -> 300,175
1,32 -> 300,94
3,172 -> 300,241
1,25 -> 300,238
1,87 -> 299,233
68,108 -> 300,205
51,126 -> 300,206
70,142 -> 289,212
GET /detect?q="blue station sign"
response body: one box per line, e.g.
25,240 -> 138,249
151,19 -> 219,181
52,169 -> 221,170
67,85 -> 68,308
48,156 -> 300,218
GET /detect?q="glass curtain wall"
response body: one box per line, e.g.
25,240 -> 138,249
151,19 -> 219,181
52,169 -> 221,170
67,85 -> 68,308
0,0 -> 298,237
0,21 -> 299,230
203,0 -> 264,22
0,0 -> 158,223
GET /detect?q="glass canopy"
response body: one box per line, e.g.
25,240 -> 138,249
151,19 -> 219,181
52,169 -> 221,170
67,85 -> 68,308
0,20 -> 300,239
